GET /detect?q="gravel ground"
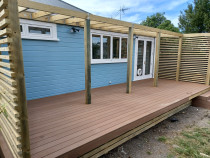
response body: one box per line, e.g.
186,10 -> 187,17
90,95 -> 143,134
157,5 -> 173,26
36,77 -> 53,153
100,106 -> 210,158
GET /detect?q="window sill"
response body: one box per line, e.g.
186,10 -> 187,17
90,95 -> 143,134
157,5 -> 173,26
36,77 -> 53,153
91,59 -> 127,64
21,36 -> 60,41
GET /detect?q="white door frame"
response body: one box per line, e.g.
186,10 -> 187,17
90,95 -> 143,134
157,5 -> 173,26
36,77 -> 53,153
134,36 -> 155,81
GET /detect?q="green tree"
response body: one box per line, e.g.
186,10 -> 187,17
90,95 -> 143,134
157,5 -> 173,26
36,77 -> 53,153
141,13 -> 180,32
179,0 -> 210,33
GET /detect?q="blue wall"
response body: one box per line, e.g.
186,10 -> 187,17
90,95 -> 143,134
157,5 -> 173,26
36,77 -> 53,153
22,24 -> 132,100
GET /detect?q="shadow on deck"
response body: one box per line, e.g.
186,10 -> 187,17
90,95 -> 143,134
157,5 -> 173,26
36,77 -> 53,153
27,79 -> 210,158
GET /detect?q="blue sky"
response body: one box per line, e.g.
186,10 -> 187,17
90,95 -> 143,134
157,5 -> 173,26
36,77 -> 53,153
63,0 -> 194,27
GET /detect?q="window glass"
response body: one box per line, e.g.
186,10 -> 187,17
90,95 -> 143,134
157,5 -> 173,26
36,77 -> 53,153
92,35 -> 101,59
103,36 -> 111,59
20,25 -> 23,32
145,41 -> 152,75
121,38 -> 127,58
113,37 -> 120,59
28,26 -> 50,35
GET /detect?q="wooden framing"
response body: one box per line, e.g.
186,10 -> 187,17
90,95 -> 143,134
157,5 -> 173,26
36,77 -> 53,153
84,17 -> 91,104
153,32 -> 161,87
8,0 -> 31,157
176,37 -> 183,81
126,26 -> 134,93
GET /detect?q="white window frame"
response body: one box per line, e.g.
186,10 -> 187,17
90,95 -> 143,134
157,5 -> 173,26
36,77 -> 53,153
91,30 -> 128,64
20,19 -> 59,41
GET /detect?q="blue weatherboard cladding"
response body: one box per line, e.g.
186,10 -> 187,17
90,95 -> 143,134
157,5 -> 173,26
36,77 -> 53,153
22,24 -> 135,100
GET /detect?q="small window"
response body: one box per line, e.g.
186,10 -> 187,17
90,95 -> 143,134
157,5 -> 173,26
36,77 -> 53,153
103,36 -> 111,59
28,26 -> 51,35
91,30 -> 128,64
121,38 -> 128,58
92,35 -> 101,59
20,19 -> 58,41
113,37 -> 120,59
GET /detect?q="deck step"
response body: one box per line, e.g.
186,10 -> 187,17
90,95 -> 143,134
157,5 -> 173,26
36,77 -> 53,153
192,91 -> 210,109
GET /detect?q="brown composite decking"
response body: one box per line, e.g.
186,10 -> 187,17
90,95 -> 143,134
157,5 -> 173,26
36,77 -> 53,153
27,79 -> 210,158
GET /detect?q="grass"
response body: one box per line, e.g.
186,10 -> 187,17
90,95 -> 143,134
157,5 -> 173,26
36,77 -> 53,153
158,136 -> 167,142
170,127 -> 210,158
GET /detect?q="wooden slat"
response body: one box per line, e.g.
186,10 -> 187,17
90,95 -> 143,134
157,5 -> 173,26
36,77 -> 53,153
0,28 -> 12,37
0,79 -> 17,94
0,38 -> 12,44
0,0 -> 8,10
0,55 -> 11,60
0,47 -> 11,52
0,19 -> 9,30
0,73 -> 16,86
126,25 -> 134,93
0,61 -> 13,68
0,68 -> 15,77
18,6 -> 27,12
0,9 -> 8,21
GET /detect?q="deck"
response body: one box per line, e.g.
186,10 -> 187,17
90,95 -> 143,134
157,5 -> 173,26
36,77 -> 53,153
27,79 -> 210,158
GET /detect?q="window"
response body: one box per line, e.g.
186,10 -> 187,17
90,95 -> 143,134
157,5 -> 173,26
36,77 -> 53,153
20,19 -> 58,41
91,30 -> 128,64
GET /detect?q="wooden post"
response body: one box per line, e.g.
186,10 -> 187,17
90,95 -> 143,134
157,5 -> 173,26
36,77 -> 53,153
8,0 -> 31,157
84,17 -> 91,104
153,32 -> 161,87
176,37 -> 183,81
126,25 -> 134,94
206,50 -> 210,85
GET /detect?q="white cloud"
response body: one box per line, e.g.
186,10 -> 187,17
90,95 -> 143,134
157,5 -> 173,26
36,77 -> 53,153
63,0 -> 189,26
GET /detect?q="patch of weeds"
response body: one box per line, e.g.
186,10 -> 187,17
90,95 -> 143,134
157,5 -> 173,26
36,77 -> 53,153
146,151 -> 152,155
158,136 -> 167,143
167,153 -> 175,158
170,127 -> 210,158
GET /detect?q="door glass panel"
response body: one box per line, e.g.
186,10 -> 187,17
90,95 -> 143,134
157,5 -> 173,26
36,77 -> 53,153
103,36 -> 111,59
145,41 -> 152,75
137,40 -> 144,76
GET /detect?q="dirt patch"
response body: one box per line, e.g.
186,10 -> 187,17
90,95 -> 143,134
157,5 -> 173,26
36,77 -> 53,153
100,106 -> 210,158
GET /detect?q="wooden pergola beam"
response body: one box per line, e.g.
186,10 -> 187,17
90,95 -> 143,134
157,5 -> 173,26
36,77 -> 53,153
50,14 -> 70,22
84,17 -> 91,104
153,32 -> 161,87
176,37 -> 183,81
18,0 -> 183,37
32,11 -> 51,19
126,25 -> 134,94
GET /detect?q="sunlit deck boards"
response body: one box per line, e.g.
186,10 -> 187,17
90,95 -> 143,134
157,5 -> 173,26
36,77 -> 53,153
27,79 -> 210,158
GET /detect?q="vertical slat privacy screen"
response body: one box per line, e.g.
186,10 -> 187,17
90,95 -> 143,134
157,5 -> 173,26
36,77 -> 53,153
0,0 -> 30,157
159,36 -> 210,84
